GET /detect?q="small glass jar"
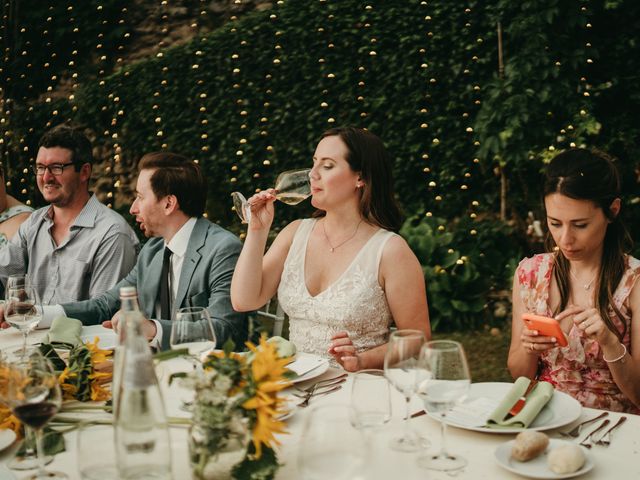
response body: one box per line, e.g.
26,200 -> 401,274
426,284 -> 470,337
189,417 -> 249,480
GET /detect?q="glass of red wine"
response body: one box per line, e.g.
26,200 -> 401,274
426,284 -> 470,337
8,352 -> 67,480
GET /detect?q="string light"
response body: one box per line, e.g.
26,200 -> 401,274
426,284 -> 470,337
228,2 -> 247,193
418,1 -> 435,216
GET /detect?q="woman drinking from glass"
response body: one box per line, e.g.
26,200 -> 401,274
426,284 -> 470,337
231,127 -> 431,371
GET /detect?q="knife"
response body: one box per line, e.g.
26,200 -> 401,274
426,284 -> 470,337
508,379 -> 538,417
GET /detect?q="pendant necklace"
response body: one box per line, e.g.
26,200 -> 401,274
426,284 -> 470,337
569,269 -> 597,291
322,219 -> 363,253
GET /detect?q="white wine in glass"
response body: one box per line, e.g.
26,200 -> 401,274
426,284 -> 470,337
170,307 -> 217,360
5,285 -> 42,357
231,168 -> 311,223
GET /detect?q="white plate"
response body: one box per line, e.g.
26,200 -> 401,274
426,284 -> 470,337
426,382 -> 582,433
81,325 -> 118,349
0,429 -> 17,452
495,438 -> 594,479
287,352 -> 330,384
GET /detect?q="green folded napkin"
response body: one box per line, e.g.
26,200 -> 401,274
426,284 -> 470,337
267,336 -> 296,358
43,316 -> 83,348
486,377 -> 554,429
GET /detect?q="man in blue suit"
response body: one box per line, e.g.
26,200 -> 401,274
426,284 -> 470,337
51,152 -> 247,349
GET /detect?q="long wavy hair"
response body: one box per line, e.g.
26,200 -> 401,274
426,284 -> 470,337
543,148 -> 633,341
313,126 -> 403,232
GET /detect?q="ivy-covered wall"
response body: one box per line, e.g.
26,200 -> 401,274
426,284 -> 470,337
2,0 -> 639,329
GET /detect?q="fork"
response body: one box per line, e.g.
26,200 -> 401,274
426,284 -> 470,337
595,416 -> 627,446
579,419 -> 610,449
296,384 -> 343,407
559,411 -> 608,437
294,374 -> 347,394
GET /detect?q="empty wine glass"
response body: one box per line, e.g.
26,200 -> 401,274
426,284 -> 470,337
383,329 -> 426,452
350,369 -> 391,431
8,352 -> 67,480
416,340 -> 471,472
298,404 -> 367,480
5,284 -> 42,357
170,307 -> 217,362
231,168 -> 311,223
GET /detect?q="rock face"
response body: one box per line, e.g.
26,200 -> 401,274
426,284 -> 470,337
114,0 -> 275,64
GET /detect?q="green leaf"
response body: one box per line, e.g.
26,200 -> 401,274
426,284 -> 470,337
17,427 -> 65,457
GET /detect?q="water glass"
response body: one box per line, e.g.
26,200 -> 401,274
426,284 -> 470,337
416,340 -> 471,472
350,369 -> 391,431
77,423 -> 118,480
383,329 -> 426,452
298,404 -> 367,480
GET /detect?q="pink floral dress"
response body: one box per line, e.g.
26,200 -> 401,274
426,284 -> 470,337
516,253 -> 640,414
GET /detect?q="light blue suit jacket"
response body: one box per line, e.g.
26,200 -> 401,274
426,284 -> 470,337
62,217 -> 247,350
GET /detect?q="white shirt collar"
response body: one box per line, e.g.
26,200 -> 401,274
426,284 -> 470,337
166,217 -> 197,258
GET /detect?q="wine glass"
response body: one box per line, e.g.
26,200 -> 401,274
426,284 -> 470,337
298,404 -> 367,480
5,284 -> 42,357
383,329 -> 426,452
5,274 -> 29,291
7,352 -> 67,480
416,340 -> 471,472
231,168 -> 311,223
349,369 -> 391,431
0,351 -> 53,471
170,307 -> 217,362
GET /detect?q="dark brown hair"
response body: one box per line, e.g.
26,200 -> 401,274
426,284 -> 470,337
315,126 -> 403,232
138,152 -> 207,218
38,125 -> 93,170
543,148 -> 633,341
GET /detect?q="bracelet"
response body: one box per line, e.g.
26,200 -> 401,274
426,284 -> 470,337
602,343 -> 627,363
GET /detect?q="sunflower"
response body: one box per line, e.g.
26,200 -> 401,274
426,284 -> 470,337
0,404 -> 21,437
58,337 -> 113,402
242,336 -> 292,458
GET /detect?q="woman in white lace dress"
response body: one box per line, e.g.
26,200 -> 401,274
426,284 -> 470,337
231,127 -> 430,371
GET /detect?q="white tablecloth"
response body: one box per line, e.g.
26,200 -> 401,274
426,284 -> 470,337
1,328 -> 639,479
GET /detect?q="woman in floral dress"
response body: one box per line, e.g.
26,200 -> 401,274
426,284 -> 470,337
508,148 -> 640,413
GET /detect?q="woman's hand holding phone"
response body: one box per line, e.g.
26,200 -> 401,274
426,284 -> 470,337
521,313 -> 568,354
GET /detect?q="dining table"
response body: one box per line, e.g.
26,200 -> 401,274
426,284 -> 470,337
1,327 -> 639,480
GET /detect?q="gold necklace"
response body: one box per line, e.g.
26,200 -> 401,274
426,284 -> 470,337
322,219 -> 363,253
569,268 -> 598,291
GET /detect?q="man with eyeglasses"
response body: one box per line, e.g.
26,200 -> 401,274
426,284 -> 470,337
0,125 -> 139,328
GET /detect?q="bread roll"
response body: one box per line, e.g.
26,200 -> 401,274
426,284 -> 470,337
548,444 -> 585,474
511,431 -> 549,461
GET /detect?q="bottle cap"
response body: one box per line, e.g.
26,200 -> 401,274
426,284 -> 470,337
119,286 -> 137,298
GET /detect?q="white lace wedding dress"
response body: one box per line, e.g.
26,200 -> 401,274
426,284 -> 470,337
278,218 -> 396,359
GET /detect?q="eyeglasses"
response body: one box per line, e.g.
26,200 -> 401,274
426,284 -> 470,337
32,163 -> 76,176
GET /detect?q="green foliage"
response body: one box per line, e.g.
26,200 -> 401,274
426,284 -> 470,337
401,214 -> 521,331
232,444 -> 280,480
3,0 -> 640,329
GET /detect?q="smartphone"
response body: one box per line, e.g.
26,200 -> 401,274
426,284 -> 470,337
522,313 -> 568,347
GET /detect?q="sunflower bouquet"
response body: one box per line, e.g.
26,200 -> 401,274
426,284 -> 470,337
182,334 -> 293,480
